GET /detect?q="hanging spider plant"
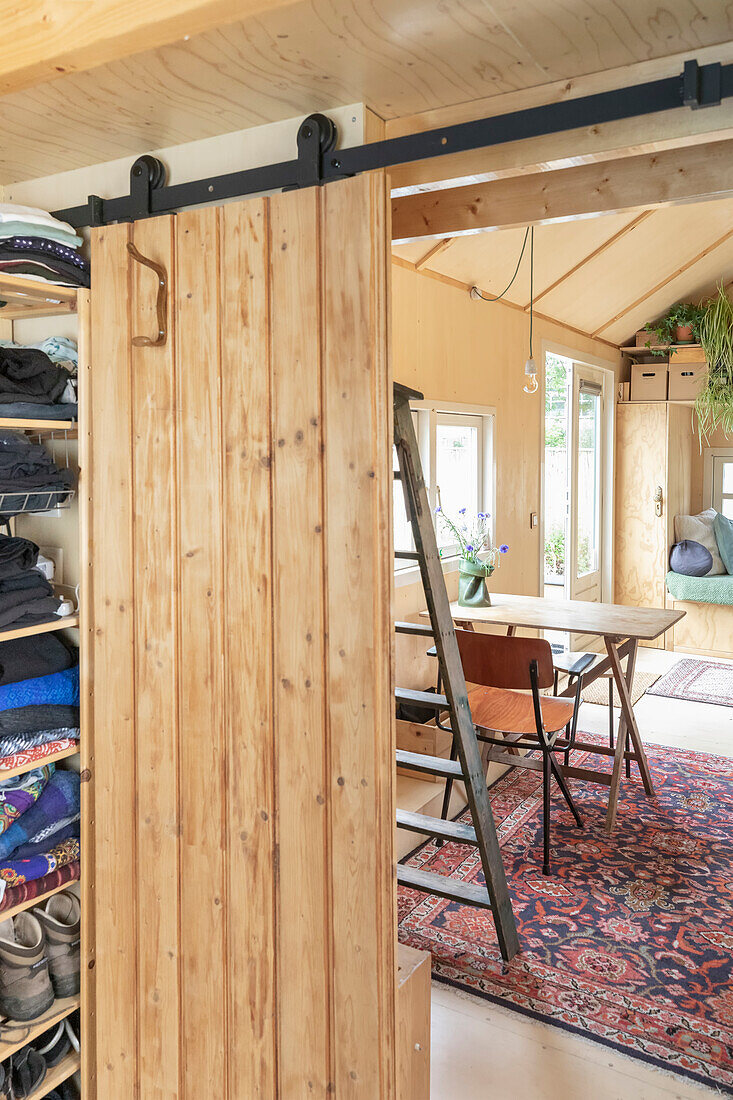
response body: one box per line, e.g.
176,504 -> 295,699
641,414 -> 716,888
695,284 -> 733,445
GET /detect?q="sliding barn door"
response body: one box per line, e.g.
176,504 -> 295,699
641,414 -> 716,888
86,174 -> 395,1099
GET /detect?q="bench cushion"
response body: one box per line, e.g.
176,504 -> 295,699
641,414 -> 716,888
666,571 -> 733,605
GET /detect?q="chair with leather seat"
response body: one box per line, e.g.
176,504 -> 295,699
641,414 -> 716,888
456,628 -> 586,875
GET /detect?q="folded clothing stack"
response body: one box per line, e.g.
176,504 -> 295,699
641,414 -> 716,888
0,203 -> 88,291
0,652 -> 80,900
0,536 -> 71,629
0,432 -> 75,514
0,335 -> 78,421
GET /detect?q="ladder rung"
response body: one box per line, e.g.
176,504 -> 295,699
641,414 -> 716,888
396,749 -> 462,778
394,550 -> 420,560
397,865 -> 492,909
394,621 -> 434,637
396,809 -> 478,846
395,687 -> 449,710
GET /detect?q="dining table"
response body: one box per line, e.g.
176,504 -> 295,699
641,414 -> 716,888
423,592 -> 685,832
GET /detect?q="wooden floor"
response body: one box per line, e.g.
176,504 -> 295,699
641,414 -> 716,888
419,647 -> 733,1100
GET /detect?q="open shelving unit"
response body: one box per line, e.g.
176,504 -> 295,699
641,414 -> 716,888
0,272 -> 86,1095
622,342 -> 704,358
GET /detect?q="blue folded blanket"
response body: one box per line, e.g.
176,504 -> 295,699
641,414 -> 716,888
0,665 -> 78,712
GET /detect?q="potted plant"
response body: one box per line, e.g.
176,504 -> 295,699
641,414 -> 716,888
435,506 -> 508,608
695,283 -> 733,443
645,302 -> 704,354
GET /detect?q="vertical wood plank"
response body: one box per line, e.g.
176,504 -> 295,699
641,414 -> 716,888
322,174 -> 396,1096
130,215 -> 181,1099
220,199 -> 277,1098
270,186 -> 332,1096
89,224 -> 138,1100
77,288 -> 97,1100
175,208 -> 227,1096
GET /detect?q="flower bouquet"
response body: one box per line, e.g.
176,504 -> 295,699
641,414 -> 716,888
435,506 -> 508,608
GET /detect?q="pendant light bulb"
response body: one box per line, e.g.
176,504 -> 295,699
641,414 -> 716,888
523,356 -> 539,395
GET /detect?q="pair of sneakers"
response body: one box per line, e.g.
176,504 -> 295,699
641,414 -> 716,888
0,1013 -> 79,1099
0,892 -> 80,1022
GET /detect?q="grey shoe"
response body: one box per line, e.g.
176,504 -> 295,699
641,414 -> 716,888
0,912 -> 54,1021
34,892 -> 80,999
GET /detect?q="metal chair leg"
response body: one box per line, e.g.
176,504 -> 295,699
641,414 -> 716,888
435,736 -> 459,845
625,730 -> 632,779
542,751 -> 551,876
549,754 -> 583,828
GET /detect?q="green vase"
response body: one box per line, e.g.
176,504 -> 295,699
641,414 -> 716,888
457,560 -> 492,608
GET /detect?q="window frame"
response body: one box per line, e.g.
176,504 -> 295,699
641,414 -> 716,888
703,447 -> 733,515
394,399 -> 496,586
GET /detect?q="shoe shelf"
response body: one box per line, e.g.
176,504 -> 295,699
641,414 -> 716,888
28,1049 -> 80,1098
0,274 -> 77,321
0,744 -> 79,784
0,614 -> 79,644
0,995 -> 79,1061
0,878 -> 79,925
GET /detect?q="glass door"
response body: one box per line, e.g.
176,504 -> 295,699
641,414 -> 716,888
569,366 -> 604,606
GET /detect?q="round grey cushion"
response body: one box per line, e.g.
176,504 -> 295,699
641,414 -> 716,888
669,540 -> 714,577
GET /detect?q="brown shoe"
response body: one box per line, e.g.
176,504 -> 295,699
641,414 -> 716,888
0,912 -> 54,1021
34,891 -> 80,998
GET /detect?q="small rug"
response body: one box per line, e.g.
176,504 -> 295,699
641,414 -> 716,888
398,738 -> 733,1092
647,658 -> 733,707
581,669 -> 660,708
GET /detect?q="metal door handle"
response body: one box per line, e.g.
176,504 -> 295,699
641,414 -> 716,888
127,241 -> 167,347
653,485 -> 663,517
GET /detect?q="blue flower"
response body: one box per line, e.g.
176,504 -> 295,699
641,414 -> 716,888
459,508 -> 467,515
466,544 -> 474,552
434,505 -> 441,513
499,544 -> 509,554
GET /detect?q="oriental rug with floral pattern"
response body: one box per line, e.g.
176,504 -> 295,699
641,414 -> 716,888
397,738 -> 733,1092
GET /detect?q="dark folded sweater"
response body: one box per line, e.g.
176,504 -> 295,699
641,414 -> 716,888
0,348 -> 71,405
0,536 -> 38,579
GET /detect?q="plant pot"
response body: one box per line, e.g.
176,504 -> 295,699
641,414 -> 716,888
675,324 -> 694,343
458,560 -> 492,608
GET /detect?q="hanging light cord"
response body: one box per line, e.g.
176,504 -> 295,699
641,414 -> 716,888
528,225 -> 534,357
470,226 -> 530,303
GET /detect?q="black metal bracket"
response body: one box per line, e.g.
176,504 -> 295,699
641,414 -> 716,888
53,58 -> 733,229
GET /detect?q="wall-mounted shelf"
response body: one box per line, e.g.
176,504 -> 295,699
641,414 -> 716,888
619,399 -> 696,408
623,343 -> 703,357
0,995 -> 79,1062
0,419 -> 76,432
0,273 -> 77,320
0,743 -> 79,783
0,874 -> 80,925
0,614 -> 79,644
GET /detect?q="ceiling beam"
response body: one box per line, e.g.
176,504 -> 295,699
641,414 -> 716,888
387,43 -> 733,195
591,226 -> 733,337
0,0 -> 299,95
415,238 -> 454,271
525,211 -> 655,310
391,140 -> 733,244
390,255 -> 619,354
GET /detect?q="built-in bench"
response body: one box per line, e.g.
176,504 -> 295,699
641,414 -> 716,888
665,571 -> 733,657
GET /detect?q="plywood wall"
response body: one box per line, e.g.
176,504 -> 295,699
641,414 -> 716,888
391,262 -> 620,686
87,174 -> 395,1099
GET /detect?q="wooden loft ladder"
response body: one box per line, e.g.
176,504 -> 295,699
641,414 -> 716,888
393,382 -> 519,962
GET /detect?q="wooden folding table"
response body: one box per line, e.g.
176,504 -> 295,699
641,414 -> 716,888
425,593 -> 684,832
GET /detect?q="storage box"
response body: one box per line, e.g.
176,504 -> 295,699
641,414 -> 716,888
634,328 -> 654,348
673,346 -> 706,364
631,362 -> 668,401
668,362 -> 707,401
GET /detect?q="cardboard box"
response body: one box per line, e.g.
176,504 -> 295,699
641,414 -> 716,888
673,346 -> 706,364
634,328 -> 654,348
631,362 -> 668,401
668,362 -> 707,401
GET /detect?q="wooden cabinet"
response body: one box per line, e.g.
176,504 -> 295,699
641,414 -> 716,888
615,402 -> 694,648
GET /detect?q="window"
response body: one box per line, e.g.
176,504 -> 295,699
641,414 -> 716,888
704,448 -> 733,517
393,401 -> 495,579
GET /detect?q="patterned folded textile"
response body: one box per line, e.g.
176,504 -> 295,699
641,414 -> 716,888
0,765 -> 52,835
0,222 -> 82,249
0,770 -> 79,859
0,738 -> 77,774
0,238 -> 88,271
11,816 -> 79,859
0,859 -> 79,912
0,635 -> 74,687
0,666 -> 79,713
0,726 -> 79,762
0,837 -> 79,900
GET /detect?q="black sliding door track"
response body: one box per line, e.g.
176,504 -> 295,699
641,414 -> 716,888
54,59 -> 731,229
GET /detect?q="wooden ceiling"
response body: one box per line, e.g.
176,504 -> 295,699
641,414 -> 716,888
1,0 -> 732,183
392,195 -> 733,345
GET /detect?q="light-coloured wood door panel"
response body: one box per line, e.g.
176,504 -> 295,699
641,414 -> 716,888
88,174 -> 395,1098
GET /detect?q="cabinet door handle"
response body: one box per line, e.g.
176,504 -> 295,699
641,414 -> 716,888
127,242 -> 167,347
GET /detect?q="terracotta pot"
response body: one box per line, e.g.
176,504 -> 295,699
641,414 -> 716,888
675,324 -> 694,343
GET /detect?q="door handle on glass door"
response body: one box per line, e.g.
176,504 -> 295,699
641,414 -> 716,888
127,241 -> 167,347
654,486 -> 663,517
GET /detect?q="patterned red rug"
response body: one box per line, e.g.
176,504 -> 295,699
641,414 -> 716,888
647,658 -> 733,707
398,739 -> 733,1093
